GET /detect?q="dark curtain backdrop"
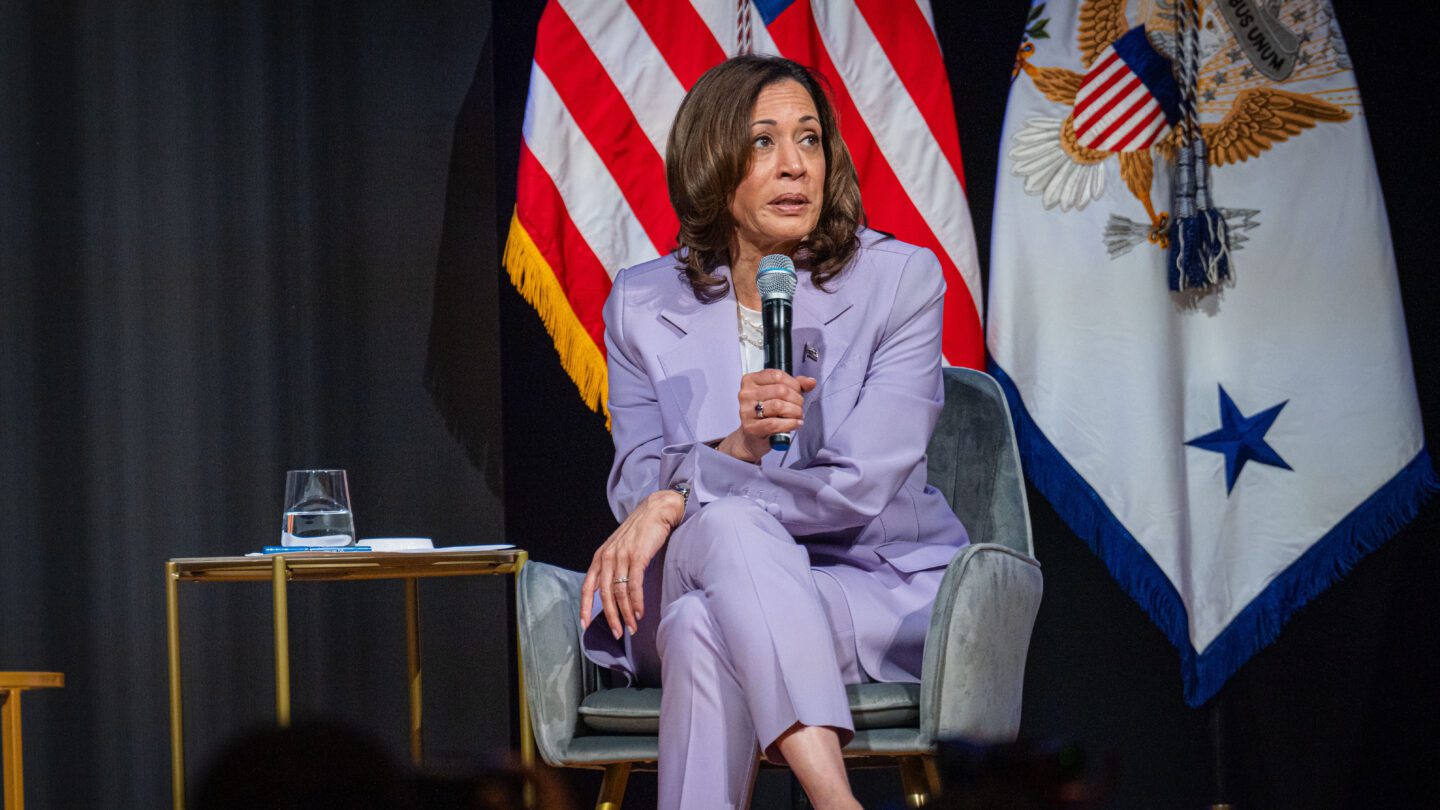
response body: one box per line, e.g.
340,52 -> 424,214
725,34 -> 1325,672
1,1 -> 507,807
3,1 -> 1437,809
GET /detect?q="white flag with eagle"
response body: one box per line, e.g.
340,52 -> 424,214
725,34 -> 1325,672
987,0 -> 1434,706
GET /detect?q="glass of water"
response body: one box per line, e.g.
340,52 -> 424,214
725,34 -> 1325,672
280,469 -> 356,547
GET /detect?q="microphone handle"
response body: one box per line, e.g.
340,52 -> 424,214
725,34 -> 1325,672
762,300 -> 792,451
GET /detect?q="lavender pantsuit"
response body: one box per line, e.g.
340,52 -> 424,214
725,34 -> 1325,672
583,230 -> 969,808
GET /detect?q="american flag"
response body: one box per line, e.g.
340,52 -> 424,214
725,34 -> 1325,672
506,0 -> 983,414
1072,27 -> 1180,153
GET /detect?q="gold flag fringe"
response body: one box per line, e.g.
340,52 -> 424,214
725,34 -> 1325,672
502,211 -> 610,425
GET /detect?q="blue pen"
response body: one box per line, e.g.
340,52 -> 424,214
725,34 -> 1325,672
262,546 -> 374,554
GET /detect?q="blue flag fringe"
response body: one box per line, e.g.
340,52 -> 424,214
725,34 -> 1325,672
988,361 -> 1438,706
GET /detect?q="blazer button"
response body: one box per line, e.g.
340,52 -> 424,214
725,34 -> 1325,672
765,502 -> 780,516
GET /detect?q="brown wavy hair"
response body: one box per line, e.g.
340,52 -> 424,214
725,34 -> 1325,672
666,55 -> 863,302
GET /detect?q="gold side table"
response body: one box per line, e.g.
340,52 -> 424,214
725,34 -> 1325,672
164,549 -> 531,810
1,671 -> 63,810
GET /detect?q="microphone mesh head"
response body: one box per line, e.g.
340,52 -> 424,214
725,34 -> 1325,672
757,254 -> 797,303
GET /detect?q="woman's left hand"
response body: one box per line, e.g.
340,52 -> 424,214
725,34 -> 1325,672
580,489 -> 686,639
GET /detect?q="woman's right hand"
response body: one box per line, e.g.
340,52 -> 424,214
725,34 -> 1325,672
580,489 -> 685,639
716,369 -> 816,463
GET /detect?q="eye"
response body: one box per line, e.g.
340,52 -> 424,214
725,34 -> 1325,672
753,134 -> 774,149
800,133 -> 821,147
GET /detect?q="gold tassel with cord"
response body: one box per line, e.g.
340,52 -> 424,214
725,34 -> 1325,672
503,211 -> 611,425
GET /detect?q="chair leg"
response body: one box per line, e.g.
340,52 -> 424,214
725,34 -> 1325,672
899,757 -> 932,808
596,763 -> 631,810
922,756 -> 942,796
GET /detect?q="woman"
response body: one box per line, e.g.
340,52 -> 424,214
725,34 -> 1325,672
579,55 -> 968,809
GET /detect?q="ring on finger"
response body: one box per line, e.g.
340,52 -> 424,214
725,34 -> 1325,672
755,400 -> 765,419
613,576 -> 629,585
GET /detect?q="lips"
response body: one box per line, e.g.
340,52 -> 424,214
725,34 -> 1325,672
768,193 -> 810,213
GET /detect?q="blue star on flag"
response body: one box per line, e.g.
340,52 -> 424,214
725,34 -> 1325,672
1186,386 -> 1293,493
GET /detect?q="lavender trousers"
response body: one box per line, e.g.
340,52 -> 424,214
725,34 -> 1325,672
587,496 -> 866,809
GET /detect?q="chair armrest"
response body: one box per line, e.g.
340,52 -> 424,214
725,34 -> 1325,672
918,543 -> 1043,743
517,562 -> 598,766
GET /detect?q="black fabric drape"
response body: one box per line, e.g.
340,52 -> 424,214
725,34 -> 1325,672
425,28 -> 504,495
1,2 -> 506,807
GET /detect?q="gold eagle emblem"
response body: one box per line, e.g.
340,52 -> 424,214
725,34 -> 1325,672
1011,0 -> 1352,249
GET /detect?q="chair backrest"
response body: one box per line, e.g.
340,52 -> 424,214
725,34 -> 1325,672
926,368 -> 1033,556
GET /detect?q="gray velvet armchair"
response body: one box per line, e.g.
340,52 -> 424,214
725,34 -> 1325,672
517,367 -> 1043,808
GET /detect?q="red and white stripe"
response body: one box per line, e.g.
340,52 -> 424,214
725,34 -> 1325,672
1073,47 -> 1169,152
516,0 -> 984,368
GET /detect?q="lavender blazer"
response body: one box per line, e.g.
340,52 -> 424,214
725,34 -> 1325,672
603,228 -> 969,683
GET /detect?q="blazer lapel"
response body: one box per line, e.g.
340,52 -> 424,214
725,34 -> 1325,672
779,271 -> 857,468
656,268 -> 745,444
791,272 -> 855,395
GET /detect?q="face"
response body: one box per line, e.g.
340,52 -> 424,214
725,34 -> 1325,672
728,79 -> 826,259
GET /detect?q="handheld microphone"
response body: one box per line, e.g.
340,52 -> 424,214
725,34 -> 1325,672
757,254 -> 798,451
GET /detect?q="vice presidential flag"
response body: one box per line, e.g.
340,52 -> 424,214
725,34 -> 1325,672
503,0 -> 983,415
988,0 -> 1435,706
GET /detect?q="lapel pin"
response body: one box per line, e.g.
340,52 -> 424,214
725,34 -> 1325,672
804,344 -> 820,362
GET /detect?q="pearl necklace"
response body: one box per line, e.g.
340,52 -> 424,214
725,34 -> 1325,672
737,303 -> 764,350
